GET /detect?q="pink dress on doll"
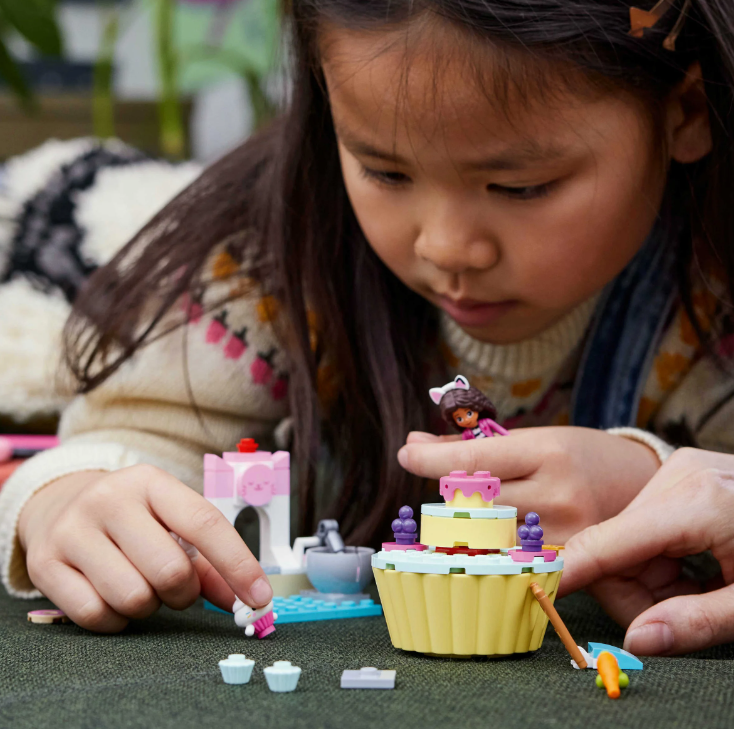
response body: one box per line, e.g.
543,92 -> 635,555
461,418 -> 509,439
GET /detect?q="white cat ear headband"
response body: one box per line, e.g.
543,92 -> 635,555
429,375 -> 470,405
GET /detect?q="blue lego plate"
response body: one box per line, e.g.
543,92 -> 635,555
204,595 -> 383,623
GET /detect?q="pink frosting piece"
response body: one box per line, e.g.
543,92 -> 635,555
439,470 -> 501,503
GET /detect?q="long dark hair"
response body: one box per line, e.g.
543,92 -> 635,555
65,0 -> 734,545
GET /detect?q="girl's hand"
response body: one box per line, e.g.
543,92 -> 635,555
398,427 -> 660,543
17,465 -> 272,633
559,448 -> 734,656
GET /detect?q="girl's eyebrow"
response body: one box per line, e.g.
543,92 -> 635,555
336,128 -> 570,171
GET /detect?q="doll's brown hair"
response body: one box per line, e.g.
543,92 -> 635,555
439,388 -> 498,430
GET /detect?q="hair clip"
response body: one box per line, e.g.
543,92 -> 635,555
429,375 -> 470,405
629,0 -> 692,51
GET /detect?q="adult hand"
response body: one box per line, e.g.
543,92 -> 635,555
18,465 -> 271,633
560,448 -> 734,655
398,427 -> 660,543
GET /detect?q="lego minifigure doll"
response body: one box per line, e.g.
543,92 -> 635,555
430,375 -> 509,440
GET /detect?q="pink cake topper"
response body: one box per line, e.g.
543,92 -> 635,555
439,470 -> 501,503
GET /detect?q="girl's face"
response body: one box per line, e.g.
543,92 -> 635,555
321,21 -> 701,344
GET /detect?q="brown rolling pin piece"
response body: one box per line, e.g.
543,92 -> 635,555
530,582 -> 587,669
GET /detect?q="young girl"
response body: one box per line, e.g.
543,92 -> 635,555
2,0 -> 734,653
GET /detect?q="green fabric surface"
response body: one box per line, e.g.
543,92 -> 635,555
2,589 -> 734,729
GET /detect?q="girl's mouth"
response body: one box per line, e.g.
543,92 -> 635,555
438,296 -> 518,328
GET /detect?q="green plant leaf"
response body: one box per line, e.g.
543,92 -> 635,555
0,0 -> 63,56
0,33 -> 33,110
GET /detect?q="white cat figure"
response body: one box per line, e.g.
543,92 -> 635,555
233,597 -> 278,639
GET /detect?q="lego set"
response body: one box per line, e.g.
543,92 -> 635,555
202,377 -> 639,697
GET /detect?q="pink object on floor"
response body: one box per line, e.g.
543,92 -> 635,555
509,549 -> 557,563
381,542 -> 428,552
3,435 -> 59,451
439,470 -> 501,503
0,437 -> 11,463
253,610 -> 276,638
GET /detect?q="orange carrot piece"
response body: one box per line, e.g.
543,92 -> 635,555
597,651 -> 621,699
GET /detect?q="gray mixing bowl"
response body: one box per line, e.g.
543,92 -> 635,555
305,546 -> 375,594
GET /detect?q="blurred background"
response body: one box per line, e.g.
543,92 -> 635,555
0,0 -> 284,464
0,0 -> 282,162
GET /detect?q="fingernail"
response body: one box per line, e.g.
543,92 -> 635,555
397,447 -> 409,469
624,622 -> 674,656
248,577 -> 273,607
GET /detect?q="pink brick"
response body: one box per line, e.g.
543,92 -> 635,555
204,455 -> 234,498
381,542 -> 428,552
509,550 -> 557,563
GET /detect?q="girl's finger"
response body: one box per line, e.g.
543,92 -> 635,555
66,530 -> 161,619
131,466 -> 272,608
106,504 -> 200,610
397,431 -> 544,480
195,552 -> 237,610
29,558 -> 128,633
623,583 -> 734,656
406,431 -> 461,444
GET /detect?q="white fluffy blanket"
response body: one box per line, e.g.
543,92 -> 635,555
0,139 -> 202,422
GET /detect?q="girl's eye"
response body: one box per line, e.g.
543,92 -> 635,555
487,182 -> 554,200
359,166 -> 411,187
456,416 -> 463,422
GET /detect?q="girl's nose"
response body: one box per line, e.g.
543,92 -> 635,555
414,212 -> 499,275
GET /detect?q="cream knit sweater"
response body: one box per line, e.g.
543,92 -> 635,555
0,275 -> 676,598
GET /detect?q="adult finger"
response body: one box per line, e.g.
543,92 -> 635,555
585,557 -> 701,628
28,557 -> 128,633
558,474 -> 731,597
65,530 -> 161,619
397,430 -> 544,481
134,466 -> 272,608
623,584 -> 734,655
625,448 -> 734,510
107,504 -> 200,610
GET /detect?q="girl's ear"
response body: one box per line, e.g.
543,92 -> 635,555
666,62 -> 713,164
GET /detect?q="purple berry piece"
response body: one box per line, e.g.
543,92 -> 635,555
517,525 -> 530,540
398,505 -> 413,520
528,525 -> 544,540
391,518 -> 403,533
402,518 -> 417,534
525,512 -> 540,526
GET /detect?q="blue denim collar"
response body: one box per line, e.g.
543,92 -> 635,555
571,225 -> 680,429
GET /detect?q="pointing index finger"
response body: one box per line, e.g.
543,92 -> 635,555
142,469 -> 272,608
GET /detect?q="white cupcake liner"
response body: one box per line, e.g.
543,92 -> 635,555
264,661 -> 302,692
218,654 -> 255,685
